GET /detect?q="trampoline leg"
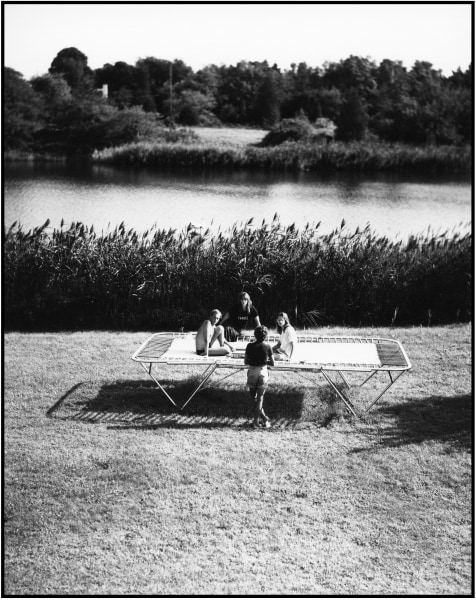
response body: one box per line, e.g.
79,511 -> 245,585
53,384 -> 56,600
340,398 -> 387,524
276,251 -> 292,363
337,370 -> 351,388
321,370 -> 359,418
364,370 -> 404,412
358,370 -> 378,387
140,362 -> 179,409
180,364 -> 218,411
201,367 -> 242,389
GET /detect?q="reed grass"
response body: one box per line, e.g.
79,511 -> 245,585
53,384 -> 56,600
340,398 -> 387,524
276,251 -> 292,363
4,217 -> 471,331
92,139 -> 471,175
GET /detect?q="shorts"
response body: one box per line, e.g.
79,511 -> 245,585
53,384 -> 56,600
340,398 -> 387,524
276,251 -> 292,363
224,326 -> 240,342
247,366 -> 269,393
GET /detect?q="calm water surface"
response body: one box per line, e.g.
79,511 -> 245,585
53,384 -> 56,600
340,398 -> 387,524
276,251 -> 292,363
4,162 -> 471,239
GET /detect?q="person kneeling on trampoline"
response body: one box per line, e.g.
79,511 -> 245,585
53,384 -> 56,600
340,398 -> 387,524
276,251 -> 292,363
196,309 -> 234,357
245,325 -> 275,428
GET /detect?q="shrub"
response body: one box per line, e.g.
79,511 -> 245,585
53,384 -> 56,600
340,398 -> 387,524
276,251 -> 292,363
259,117 -> 316,147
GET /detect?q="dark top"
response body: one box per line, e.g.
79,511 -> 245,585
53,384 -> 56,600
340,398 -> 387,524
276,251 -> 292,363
227,303 -> 259,332
245,341 -> 273,367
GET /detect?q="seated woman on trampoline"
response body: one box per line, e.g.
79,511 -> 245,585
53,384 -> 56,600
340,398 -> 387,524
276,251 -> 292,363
195,309 -> 234,357
219,291 -> 261,342
272,312 -> 298,361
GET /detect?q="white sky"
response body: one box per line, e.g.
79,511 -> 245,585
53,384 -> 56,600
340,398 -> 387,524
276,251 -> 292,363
3,2 -> 473,80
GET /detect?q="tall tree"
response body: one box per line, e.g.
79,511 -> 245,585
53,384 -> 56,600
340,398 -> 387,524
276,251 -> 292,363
370,59 -> 409,141
335,89 -> 369,141
281,62 -> 322,120
256,68 -> 282,127
49,47 -> 93,94
323,55 -> 377,100
31,73 -> 72,112
4,67 -> 43,150
95,61 -> 142,109
135,57 -> 193,116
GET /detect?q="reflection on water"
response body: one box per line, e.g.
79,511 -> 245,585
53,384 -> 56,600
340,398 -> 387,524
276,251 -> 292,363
4,162 -> 471,239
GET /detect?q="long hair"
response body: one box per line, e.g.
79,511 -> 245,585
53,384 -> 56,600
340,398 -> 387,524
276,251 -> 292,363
238,291 -> 252,314
276,312 -> 291,334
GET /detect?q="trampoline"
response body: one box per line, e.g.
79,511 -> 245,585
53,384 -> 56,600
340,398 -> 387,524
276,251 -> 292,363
132,332 -> 411,417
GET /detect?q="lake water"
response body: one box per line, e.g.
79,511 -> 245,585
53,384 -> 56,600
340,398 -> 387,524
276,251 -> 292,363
4,162 -> 471,239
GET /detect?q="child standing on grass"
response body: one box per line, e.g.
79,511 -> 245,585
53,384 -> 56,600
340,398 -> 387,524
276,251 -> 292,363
196,309 -> 234,356
245,325 -> 275,428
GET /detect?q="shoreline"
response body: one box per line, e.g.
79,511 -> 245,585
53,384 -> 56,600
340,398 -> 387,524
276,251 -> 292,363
4,138 -> 472,176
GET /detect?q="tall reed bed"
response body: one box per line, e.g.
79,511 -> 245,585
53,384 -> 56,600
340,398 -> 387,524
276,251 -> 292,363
92,140 -> 471,174
4,217 -> 471,331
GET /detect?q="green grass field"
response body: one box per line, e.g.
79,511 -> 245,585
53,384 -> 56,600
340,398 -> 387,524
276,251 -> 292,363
4,325 -> 472,595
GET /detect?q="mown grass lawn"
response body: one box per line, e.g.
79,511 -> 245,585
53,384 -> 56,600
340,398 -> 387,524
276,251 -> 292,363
3,325 -> 472,595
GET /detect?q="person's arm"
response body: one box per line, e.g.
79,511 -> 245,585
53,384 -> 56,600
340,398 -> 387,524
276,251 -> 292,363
267,345 -> 275,367
250,305 -> 260,328
218,312 -> 230,326
244,346 -> 250,365
195,321 -> 206,352
285,342 -> 294,360
287,327 -> 298,359
272,340 -> 281,352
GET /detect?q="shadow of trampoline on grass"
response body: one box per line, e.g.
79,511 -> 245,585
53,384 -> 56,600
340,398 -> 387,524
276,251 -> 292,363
357,394 -> 472,451
46,376 -> 347,429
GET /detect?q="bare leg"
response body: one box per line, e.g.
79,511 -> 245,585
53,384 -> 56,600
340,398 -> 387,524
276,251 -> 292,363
248,387 -> 259,426
210,325 -> 233,352
195,320 -> 211,354
255,388 -> 270,426
255,390 -> 266,425
196,322 -> 230,356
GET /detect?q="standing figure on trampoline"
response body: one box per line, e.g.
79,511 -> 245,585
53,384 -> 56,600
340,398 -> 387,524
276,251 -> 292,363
196,309 -> 234,356
245,325 -> 275,428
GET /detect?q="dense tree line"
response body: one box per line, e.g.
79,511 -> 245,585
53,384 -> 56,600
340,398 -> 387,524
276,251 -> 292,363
4,47 -> 472,155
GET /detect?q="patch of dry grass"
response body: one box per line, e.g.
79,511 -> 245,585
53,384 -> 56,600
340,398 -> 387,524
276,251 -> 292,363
190,126 -> 267,147
3,325 -> 472,595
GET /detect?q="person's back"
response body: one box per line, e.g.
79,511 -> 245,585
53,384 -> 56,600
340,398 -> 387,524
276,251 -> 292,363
245,325 -> 274,428
245,339 -> 273,366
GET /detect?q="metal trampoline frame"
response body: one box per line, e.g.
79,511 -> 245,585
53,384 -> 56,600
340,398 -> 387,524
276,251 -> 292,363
132,331 -> 412,417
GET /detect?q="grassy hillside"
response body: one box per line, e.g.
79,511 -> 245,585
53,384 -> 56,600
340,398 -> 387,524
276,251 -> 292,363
4,325 -> 471,595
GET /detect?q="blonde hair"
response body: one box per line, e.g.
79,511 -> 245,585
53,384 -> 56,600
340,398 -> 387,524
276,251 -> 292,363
209,309 -> 222,320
